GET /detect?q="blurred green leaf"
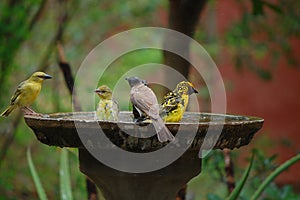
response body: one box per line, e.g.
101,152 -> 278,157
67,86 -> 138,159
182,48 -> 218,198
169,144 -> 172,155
263,1 -> 282,14
256,68 -> 272,80
251,154 -> 300,200
251,0 -> 264,16
227,153 -> 255,200
27,148 -> 48,200
251,0 -> 282,16
207,193 -> 223,200
60,148 -> 73,200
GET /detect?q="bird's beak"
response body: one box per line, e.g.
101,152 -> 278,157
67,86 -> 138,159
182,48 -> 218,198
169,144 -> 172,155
188,87 -> 198,95
43,74 -> 52,79
125,77 -> 129,81
142,79 -> 147,85
94,89 -> 101,94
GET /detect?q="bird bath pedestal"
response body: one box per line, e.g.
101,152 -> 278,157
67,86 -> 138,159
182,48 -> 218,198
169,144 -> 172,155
24,112 -> 263,200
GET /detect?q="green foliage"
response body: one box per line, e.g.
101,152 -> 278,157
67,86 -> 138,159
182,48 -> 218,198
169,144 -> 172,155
263,184 -> 300,200
27,148 -> 48,200
99,49 -> 162,88
27,148 -> 76,200
251,153 -> 300,200
251,0 -> 282,16
0,0 -> 44,91
188,150 -> 229,199
251,149 -> 278,177
207,193 -> 223,200
225,0 -> 300,80
1,1 -> 300,199
199,149 -> 300,200
227,153 -> 254,200
59,149 -> 73,200
196,0 -> 300,80
0,1 -> 164,199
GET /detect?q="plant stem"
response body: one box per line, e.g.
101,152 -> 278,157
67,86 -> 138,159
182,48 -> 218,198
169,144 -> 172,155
227,153 -> 255,200
250,154 -> 300,200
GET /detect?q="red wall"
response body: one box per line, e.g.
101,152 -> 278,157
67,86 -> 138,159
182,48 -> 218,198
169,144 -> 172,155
214,1 -> 300,184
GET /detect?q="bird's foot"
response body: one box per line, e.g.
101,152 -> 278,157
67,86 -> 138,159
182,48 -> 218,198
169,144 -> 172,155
22,107 -> 36,114
24,112 -> 44,117
133,117 -> 150,126
22,107 -> 44,117
27,107 -> 36,113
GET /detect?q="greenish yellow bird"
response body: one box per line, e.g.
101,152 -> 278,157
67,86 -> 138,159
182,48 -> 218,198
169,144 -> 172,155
161,81 -> 198,122
95,85 -> 119,121
1,71 -> 52,117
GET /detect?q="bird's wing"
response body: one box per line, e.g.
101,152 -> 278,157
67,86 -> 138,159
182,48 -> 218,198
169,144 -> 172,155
10,81 -> 26,104
131,86 -> 159,119
113,99 -> 119,113
162,92 -> 181,113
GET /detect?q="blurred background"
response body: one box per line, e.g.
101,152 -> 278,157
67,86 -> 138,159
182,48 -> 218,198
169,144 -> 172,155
0,0 -> 299,199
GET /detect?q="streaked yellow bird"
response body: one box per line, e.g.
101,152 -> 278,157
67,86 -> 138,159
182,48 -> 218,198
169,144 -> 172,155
1,72 -> 52,117
95,85 -> 119,121
161,81 -> 198,122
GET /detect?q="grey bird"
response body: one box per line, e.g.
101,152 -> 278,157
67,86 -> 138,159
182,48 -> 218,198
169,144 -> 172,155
126,77 -> 175,142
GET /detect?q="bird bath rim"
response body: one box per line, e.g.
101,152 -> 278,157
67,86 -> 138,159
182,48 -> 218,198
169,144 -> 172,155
24,111 -> 264,151
24,111 -> 264,199
24,111 -> 262,125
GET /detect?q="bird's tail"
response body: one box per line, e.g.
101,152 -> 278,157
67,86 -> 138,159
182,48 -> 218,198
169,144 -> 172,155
1,105 -> 17,117
152,117 -> 175,142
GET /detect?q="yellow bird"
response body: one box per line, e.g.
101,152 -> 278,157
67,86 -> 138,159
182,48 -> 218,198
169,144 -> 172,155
1,71 -> 52,117
95,85 -> 119,121
161,81 -> 198,122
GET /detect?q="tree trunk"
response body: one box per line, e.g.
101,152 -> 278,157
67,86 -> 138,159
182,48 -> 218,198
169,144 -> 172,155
164,0 -> 208,87
164,1 -> 208,199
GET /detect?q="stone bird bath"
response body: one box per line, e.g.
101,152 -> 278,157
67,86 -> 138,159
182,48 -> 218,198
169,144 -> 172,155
24,111 -> 263,200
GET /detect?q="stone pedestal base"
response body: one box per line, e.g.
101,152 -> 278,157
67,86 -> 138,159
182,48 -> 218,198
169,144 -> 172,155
79,149 -> 201,200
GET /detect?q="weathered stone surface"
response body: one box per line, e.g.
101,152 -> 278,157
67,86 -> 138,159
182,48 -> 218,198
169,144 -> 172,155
24,111 -> 264,151
24,111 -> 263,200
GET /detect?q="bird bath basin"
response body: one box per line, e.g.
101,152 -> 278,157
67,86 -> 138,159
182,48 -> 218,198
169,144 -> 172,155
24,111 -> 263,200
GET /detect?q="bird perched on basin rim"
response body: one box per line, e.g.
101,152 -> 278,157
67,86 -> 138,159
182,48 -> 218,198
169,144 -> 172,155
126,76 -> 175,142
1,71 -> 52,117
161,81 -> 198,122
95,85 -> 119,121
132,78 -> 150,123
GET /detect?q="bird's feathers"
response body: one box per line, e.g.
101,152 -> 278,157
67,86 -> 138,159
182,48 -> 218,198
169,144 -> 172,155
130,85 -> 159,119
152,117 -> 175,142
126,77 -> 174,142
161,93 -> 182,113
161,81 -> 197,122
1,71 -> 51,117
95,85 -> 119,121
10,81 -> 25,104
1,104 -> 17,117
96,99 -> 119,121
